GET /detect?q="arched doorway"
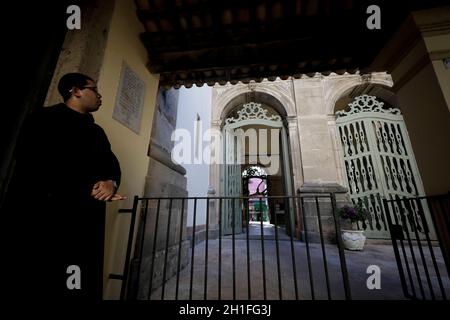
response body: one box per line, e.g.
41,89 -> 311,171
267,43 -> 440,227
335,94 -> 435,239
220,102 -> 294,235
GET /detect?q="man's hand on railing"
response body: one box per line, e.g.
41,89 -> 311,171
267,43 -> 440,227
91,180 -> 127,201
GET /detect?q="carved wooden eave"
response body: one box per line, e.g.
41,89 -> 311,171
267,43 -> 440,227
135,0 -> 449,88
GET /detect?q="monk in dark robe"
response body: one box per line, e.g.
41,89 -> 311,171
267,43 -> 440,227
5,73 -> 125,299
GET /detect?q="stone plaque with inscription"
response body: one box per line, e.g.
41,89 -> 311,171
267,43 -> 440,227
112,62 -> 145,134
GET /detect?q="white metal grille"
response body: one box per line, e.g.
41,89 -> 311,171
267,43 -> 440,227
336,95 -> 434,239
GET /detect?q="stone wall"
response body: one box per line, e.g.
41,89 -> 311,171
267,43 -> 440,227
129,88 -> 190,299
45,0 -> 115,106
136,239 -> 191,299
299,183 -> 351,244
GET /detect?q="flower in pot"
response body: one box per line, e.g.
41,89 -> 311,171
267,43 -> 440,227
338,203 -> 370,251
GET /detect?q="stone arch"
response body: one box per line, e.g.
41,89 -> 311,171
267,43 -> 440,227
214,83 -> 296,124
325,73 -> 395,115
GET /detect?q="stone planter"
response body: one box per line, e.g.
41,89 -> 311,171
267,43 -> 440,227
341,229 -> 366,251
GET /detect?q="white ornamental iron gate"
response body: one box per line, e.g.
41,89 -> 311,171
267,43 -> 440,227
222,127 -> 243,235
335,95 -> 435,239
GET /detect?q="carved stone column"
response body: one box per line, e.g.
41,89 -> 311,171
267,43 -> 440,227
299,183 -> 350,244
286,116 -> 304,191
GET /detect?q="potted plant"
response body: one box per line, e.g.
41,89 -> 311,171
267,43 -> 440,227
338,203 -> 370,251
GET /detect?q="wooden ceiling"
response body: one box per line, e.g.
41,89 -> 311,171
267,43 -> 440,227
135,0 -> 446,88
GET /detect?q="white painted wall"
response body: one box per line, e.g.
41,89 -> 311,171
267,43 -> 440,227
176,85 -> 212,226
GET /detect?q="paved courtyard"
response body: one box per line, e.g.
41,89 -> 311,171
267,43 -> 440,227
148,223 -> 450,300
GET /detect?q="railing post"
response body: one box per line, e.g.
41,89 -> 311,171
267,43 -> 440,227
134,199 -> 149,300
300,194 -> 314,299
330,192 -> 352,300
383,198 -> 411,298
120,195 -> 139,300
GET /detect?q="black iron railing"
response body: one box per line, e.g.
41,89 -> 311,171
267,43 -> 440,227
116,193 -> 352,300
383,194 -> 449,300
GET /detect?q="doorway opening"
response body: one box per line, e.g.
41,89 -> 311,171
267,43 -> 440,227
221,102 -> 294,236
243,165 -> 269,223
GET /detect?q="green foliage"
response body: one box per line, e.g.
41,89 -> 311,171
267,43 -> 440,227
338,203 -> 370,224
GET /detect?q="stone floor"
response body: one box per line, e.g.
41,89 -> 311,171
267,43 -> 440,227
148,222 -> 450,300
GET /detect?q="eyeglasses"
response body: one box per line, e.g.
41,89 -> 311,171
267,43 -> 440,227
81,86 -> 99,93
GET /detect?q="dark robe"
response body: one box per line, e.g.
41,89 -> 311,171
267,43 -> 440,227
5,103 -> 121,300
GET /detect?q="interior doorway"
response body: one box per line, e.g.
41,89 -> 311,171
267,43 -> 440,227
243,166 -> 269,223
